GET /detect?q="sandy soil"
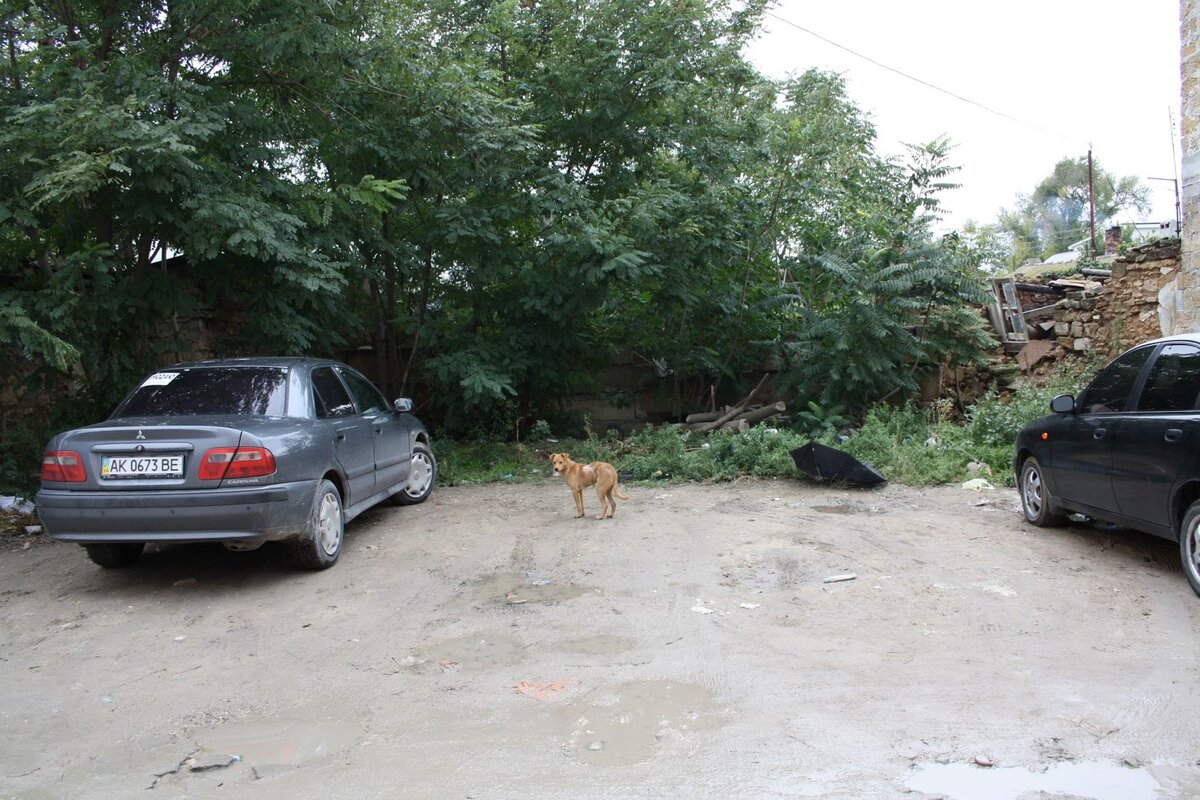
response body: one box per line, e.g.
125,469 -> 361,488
2,479 -> 1200,799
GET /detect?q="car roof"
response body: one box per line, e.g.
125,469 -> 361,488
159,356 -> 344,371
1132,333 -> 1200,349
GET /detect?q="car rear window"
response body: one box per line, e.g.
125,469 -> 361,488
114,367 -> 289,417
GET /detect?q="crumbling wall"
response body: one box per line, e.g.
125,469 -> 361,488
1093,238 -> 1181,352
1001,239 -> 1181,379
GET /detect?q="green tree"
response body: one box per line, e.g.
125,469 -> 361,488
997,156 -> 1151,261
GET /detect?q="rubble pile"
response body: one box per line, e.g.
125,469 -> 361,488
989,238 -> 1181,381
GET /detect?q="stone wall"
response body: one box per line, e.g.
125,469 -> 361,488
1180,0 -> 1200,333
1005,239 -> 1181,379
1093,238 -> 1182,351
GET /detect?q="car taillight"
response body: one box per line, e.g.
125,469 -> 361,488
198,447 -> 277,481
42,451 -> 86,482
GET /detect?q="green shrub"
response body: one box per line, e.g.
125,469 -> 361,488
432,357 -> 1105,489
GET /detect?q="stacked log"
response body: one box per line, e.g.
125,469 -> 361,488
683,401 -> 786,432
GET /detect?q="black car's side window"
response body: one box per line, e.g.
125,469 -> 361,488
1138,344 -> 1200,412
1079,346 -> 1153,414
312,367 -> 355,418
337,368 -> 388,415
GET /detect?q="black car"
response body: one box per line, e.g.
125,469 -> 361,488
37,357 -> 436,570
1014,335 -> 1200,597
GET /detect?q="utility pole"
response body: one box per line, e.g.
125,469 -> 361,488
1088,147 -> 1097,258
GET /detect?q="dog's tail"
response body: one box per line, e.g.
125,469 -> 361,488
614,485 -> 629,501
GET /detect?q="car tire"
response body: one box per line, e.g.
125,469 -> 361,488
292,479 -> 344,570
389,444 -> 436,506
84,542 -> 145,568
1019,456 -> 1067,527
1180,501 -> 1200,598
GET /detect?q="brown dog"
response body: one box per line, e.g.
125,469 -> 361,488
550,452 -> 629,519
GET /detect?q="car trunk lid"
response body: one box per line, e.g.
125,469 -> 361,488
50,421 -> 249,491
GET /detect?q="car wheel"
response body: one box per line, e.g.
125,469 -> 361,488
84,542 -> 145,568
292,479 -> 344,570
1019,456 -> 1067,527
389,444 -> 436,506
1180,502 -> 1200,598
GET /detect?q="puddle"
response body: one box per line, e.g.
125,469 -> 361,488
811,504 -> 858,515
555,635 -> 635,656
473,572 -> 595,605
562,680 -> 719,766
903,761 -> 1200,800
195,718 -> 359,768
417,633 -> 526,669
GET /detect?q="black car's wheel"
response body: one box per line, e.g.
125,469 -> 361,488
293,479 -> 344,570
84,542 -> 145,568
389,444 -> 436,506
1019,456 -> 1067,527
1180,501 -> 1200,598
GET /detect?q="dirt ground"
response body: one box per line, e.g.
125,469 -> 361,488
2,479 -> 1200,800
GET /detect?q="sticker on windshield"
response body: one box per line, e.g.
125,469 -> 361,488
142,372 -> 180,387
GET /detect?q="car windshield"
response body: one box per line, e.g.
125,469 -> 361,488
113,367 -> 289,417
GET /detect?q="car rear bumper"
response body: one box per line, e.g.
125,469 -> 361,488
35,481 -> 317,544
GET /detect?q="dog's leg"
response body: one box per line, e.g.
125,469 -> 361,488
594,485 -> 608,520
606,488 -> 616,518
573,488 -> 585,518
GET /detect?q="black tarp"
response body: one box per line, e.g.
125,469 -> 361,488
790,441 -> 886,487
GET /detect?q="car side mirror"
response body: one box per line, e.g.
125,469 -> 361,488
1050,394 -> 1076,414
394,398 -> 413,413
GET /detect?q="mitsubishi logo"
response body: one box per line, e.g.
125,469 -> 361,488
136,430 -> 146,440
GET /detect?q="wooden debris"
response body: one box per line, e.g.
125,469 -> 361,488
1016,340 -> 1054,372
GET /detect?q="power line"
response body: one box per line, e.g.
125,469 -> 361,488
764,11 -> 1076,144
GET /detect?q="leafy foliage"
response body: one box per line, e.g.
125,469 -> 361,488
2,0 -> 998,492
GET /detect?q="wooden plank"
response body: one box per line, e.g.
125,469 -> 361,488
1021,304 -> 1058,321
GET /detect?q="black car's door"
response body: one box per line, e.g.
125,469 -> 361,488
1110,343 -> 1200,531
336,366 -> 411,494
312,366 -> 376,505
1050,345 -> 1154,514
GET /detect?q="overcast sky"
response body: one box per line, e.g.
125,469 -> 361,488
744,0 -> 1183,238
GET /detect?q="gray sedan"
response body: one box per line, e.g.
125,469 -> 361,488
36,357 -> 436,569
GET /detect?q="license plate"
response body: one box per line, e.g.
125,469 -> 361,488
101,455 -> 185,479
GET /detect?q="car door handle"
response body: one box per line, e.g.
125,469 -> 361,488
1093,427 -> 1107,440
1165,428 -> 1183,443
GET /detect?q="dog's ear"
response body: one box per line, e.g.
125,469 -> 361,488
563,452 -> 570,459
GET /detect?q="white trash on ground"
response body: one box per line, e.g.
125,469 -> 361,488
1,496 -> 36,515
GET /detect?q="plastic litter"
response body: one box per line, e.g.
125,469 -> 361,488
0,496 -> 35,515
823,573 -> 857,584
738,602 -> 761,610
189,753 -> 240,772
24,525 -> 42,535
974,756 -> 995,767
961,478 -> 995,491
